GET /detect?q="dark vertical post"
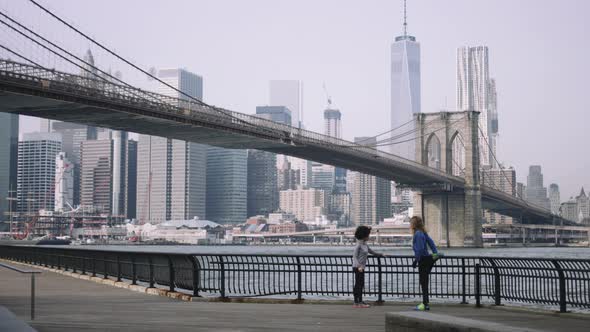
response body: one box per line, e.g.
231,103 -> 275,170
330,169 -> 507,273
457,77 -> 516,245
190,256 -> 200,297
168,256 -> 175,292
103,253 -> 108,279
81,256 -> 86,275
219,255 -> 226,298
377,256 -> 383,304
489,259 -> 501,306
92,255 -> 96,277
116,254 -> 122,282
148,256 -> 155,288
131,255 -> 137,285
30,274 -> 35,321
461,258 -> 468,304
475,263 -> 481,308
552,260 -> 567,313
296,256 -> 302,301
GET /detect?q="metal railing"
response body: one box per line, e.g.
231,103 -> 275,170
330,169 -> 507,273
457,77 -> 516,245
1,246 -> 589,312
0,261 -> 41,320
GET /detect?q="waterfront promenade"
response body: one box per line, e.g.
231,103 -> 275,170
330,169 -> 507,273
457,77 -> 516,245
1,263 -> 590,331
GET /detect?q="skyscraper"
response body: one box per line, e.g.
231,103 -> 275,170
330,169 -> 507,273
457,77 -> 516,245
0,114 -> 19,227
390,1 -> 420,160
126,140 -> 137,219
482,166 -> 516,224
17,133 -> 62,213
549,184 -> 560,215
269,80 -> 302,128
111,130 -> 128,216
52,121 -> 98,206
80,137 -> 113,214
350,137 -> 391,225
255,106 -> 292,125
311,162 -> 335,192
525,165 -> 550,210
324,108 -> 342,139
247,150 -> 278,217
576,188 -> 589,222
137,68 -> 207,222
206,147 -> 247,224
54,152 -> 74,212
39,119 -> 53,133
457,46 -> 498,167
323,106 -> 347,193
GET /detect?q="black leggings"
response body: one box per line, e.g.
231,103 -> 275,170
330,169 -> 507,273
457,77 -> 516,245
418,255 -> 435,305
353,267 -> 365,303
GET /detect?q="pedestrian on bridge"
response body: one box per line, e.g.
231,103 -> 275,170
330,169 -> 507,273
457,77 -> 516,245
410,216 -> 442,311
352,225 -> 385,308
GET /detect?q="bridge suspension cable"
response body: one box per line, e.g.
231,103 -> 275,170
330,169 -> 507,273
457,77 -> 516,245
24,0 -> 266,131
0,10 -> 157,101
341,114 -> 467,149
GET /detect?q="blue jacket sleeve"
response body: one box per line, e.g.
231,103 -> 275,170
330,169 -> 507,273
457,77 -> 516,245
425,233 -> 438,254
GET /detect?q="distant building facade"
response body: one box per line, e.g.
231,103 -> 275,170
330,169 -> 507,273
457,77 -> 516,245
206,147 -> 247,224
0,113 -> 18,226
247,150 -> 278,217
54,152 -> 74,212
17,133 -> 62,213
279,188 -> 326,222
350,137 -> 391,225
525,165 -> 550,210
137,68 -> 207,222
549,183 -> 560,215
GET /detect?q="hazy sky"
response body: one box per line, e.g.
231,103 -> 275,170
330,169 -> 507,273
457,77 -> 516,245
9,0 -> 590,199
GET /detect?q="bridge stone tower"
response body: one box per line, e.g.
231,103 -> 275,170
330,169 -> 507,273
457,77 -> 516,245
413,111 -> 483,247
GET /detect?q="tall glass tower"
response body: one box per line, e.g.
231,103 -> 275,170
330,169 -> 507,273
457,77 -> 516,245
390,0 -> 421,161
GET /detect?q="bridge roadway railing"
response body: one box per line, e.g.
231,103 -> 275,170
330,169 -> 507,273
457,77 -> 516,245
0,59 -> 461,185
1,246 -> 589,312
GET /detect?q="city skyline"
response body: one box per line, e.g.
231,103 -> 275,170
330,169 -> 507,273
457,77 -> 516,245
12,0 -> 590,199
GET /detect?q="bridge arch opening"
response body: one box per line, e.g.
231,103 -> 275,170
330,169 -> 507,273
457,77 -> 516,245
449,131 -> 465,177
425,133 -> 441,170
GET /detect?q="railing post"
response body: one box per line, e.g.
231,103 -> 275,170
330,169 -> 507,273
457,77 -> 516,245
296,257 -> 302,301
30,273 -> 35,321
489,259 -> 502,306
148,257 -> 155,288
552,260 -> 567,313
461,258 -> 468,304
116,254 -> 122,282
103,253 -> 108,279
377,256 -> 383,304
219,255 -> 226,298
57,253 -> 61,270
168,256 -> 175,292
81,256 -> 86,275
475,263 -> 481,308
92,255 -> 96,277
189,256 -> 200,297
131,255 -> 137,285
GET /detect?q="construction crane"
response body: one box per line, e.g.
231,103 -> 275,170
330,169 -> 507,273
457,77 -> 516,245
323,83 -> 333,108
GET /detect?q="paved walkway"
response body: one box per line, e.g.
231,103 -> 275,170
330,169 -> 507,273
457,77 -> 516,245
1,264 -> 589,332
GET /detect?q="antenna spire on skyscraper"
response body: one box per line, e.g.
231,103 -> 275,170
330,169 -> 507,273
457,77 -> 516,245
403,0 -> 407,37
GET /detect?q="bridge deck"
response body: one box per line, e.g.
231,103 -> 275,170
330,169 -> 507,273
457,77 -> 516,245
1,262 -> 589,331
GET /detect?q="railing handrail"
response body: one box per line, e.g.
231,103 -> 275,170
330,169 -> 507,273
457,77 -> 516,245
0,261 -> 40,320
0,262 -> 41,274
5,245 -> 589,263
